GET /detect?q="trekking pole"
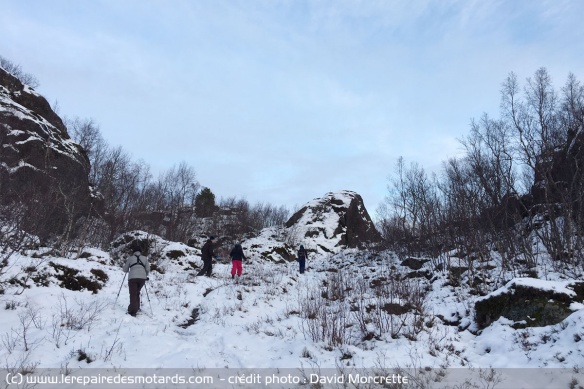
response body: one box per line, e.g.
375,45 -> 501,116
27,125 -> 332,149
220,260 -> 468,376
115,273 -> 127,304
144,280 -> 153,315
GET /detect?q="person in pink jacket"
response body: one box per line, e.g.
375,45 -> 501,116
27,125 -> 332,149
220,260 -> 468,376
229,243 -> 246,280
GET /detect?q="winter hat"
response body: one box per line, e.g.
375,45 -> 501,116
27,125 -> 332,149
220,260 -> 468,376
210,236 -> 216,240
131,242 -> 142,253
300,245 -> 304,249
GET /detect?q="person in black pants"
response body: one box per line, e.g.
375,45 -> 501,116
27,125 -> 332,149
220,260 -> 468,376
297,244 -> 308,274
123,244 -> 150,316
197,236 -> 217,277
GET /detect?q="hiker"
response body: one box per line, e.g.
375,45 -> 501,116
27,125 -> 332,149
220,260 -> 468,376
297,244 -> 308,274
123,244 -> 150,316
197,236 -> 217,277
229,243 -> 246,280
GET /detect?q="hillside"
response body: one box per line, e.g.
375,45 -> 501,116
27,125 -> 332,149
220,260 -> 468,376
1,224 -> 583,388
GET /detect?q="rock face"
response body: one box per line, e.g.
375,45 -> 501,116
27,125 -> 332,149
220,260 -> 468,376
0,67 -> 92,238
531,126 -> 584,206
238,191 -> 381,262
285,190 -> 381,252
475,278 -> 584,329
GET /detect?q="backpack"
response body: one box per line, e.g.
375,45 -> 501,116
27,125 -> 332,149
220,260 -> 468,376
129,254 -> 146,269
298,249 -> 306,260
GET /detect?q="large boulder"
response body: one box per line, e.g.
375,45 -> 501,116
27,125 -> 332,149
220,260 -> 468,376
0,67 -> 93,239
110,230 -> 201,273
285,190 -> 381,254
475,278 -> 584,329
241,227 -> 295,263
236,191 -> 381,262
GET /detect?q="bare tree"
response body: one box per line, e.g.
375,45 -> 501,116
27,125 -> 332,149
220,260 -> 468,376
155,162 -> 200,241
380,157 -> 443,258
378,68 -> 584,280
0,55 -> 39,88
0,204 -> 30,290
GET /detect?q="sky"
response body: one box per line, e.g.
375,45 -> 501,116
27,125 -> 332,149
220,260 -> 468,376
1,0 -> 583,216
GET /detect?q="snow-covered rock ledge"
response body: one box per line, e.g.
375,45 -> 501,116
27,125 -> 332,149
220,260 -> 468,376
475,278 -> 584,329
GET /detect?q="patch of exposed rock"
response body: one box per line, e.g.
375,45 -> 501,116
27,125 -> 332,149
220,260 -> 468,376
475,278 -> 584,329
0,67 -> 93,238
285,190 -> 381,251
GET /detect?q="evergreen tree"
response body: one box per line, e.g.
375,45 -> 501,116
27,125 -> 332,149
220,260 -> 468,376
195,187 -> 216,217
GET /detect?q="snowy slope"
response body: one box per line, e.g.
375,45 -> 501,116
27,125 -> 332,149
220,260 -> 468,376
1,237 -> 583,388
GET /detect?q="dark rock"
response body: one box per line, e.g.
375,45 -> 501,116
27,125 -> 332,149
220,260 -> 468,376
449,266 -> 469,280
381,303 -> 411,315
262,245 -> 292,262
475,279 -> 584,329
0,68 -> 93,239
437,314 -> 461,327
285,190 -> 381,249
530,126 -> 584,210
400,257 -> 429,270
405,270 -> 432,280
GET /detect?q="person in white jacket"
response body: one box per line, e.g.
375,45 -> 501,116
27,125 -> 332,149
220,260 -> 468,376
123,245 -> 150,316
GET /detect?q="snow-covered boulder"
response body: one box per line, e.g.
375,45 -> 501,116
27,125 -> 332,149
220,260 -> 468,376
475,278 -> 584,329
285,190 -> 381,253
110,230 -> 201,273
241,227 -> 295,263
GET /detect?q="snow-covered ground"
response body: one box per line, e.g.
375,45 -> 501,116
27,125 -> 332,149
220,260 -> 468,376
1,240 -> 583,388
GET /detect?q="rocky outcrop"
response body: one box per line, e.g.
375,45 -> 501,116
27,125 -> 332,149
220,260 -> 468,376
241,227 -> 295,263
285,190 -> 381,252
530,126 -> 584,206
236,191 -> 381,262
475,278 -> 584,329
110,230 -> 201,273
0,67 -> 93,239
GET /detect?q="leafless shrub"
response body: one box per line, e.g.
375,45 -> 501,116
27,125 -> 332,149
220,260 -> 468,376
5,300 -> 18,310
1,330 -> 19,354
1,350 -> 39,389
55,293 -> 107,331
0,204 -> 34,290
2,304 -> 44,354
299,286 -> 355,347
101,319 -> 125,362
297,263 -> 431,348
0,55 -> 40,88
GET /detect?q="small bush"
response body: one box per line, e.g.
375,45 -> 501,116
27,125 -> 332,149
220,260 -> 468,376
49,262 -> 103,294
5,300 -> 17,310
90,268 -> 108,283
178,308 -> 200,329
166,250 -> 185,259
150,264 -> 165,274
77,349 -> 93,363
31,271 -> 50,287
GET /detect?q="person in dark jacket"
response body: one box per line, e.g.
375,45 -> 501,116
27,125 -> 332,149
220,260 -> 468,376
229,243 -> 246,280
197,236 -> 216,277
297,244 -> 308,274
123,245 -> 150,316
